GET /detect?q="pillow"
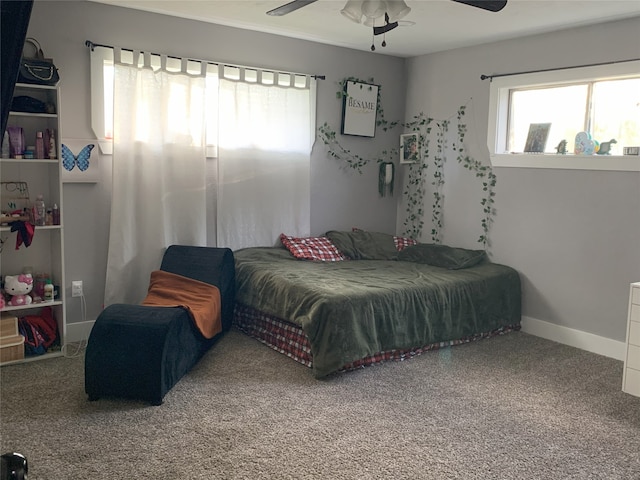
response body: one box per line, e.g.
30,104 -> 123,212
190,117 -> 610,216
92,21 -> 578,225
352,227 -> 417,252
280,234 -> 346,262
325,230 -> 398,260
393,235 -> 417,251
397,243 -> 487,269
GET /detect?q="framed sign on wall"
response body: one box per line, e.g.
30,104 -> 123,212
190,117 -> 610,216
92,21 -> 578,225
341,80 -> 379,137
61,139 -> 99,183
400,133 -> 419,164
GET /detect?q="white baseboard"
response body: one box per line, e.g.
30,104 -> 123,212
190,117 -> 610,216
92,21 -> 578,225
65,320 -> 95,344
521,316 -> 626,361
64,317 -> 626,361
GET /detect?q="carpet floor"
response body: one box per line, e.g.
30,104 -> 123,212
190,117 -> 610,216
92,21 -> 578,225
1,330 -> 639,479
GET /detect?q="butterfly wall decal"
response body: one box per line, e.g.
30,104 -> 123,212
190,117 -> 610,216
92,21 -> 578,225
61,144 -> 95,172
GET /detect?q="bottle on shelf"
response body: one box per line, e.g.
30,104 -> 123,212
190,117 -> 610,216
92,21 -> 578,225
44,280 -> 54,302
52,203 -> 60,225
47,129 -> 57,159
34,194 -> 46,226
2,131 -> 10,158
35,131 -> 45,159
45,208 -> 53,226
7,126 -> 24,158
34,273 -> 48,300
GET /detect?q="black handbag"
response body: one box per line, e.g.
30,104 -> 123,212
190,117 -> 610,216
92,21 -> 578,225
11,95 -> 51,114
17,37 -> 59,86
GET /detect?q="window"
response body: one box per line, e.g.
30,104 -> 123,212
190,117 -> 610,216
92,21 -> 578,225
487,60 -> 640,171
91,46 -> 215,155
90,46 -> 313,159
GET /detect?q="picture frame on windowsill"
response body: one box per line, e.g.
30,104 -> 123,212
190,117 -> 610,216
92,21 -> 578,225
523,123 -> 551,153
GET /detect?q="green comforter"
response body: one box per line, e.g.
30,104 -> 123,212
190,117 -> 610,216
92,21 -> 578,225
234,247 -> 521,378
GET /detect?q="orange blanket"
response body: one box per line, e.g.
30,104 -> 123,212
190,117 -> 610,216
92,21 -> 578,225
141,270 -> 222,339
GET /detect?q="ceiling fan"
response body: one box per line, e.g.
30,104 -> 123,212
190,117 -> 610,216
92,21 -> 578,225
267,0 -> 507,50
267,0 -> 508,17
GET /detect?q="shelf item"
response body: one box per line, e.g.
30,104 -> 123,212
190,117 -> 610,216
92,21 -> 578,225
0,215 -> 30,225
1,83 -> 66,365
622,282 -> 640,397
0,334 -> 25,364
0,314 -> 24,365
0,313 -> 19,337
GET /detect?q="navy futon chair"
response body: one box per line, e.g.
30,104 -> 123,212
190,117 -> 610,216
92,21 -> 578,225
85,246 -> 235,405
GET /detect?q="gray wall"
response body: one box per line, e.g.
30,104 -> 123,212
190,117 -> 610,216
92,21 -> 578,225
27,0 -> 406,327
403,17 -> 640,344
26,1 -> 640,348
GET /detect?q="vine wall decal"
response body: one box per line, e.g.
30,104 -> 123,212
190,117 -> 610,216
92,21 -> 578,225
317,78 -> 496,249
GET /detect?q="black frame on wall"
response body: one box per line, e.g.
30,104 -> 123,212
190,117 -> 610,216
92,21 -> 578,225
340,80 -> 379,138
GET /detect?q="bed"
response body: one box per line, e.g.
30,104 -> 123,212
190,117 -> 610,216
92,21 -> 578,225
233,230 -> 521,378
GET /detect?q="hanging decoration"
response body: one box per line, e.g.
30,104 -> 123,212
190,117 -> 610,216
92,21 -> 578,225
317,76 -> 397,173
62,144 -> 94,172
318,79 -> 496,248
401,112 -> 431,240
378,161 -> 394,197
61,140 -> 100,183
430,120 -> 448,244
454,105 -> 497,247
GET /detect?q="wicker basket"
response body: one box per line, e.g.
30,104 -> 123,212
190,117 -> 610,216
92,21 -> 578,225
0,334 -> 25,363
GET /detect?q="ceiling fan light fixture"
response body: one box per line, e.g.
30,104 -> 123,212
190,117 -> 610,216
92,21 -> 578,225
361,0 -> 386,20
385,0 -> 411,22
362,15 -> 378,27
340,0 -> 365,23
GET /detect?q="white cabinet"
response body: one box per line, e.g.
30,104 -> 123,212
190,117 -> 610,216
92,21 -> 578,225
1,83 -> 66,364
622,282 -> 640,397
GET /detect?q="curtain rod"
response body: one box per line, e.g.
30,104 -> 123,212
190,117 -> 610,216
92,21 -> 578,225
480,57 -> 640,81
84,40 -> 326,80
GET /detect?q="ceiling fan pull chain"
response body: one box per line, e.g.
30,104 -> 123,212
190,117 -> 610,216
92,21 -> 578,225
371,29 -> 376,51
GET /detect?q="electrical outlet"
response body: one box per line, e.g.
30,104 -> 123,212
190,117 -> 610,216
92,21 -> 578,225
72,280 -> 83,297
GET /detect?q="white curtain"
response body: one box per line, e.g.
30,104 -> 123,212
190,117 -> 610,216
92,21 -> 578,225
104,51 -> 208,305
216,73 -> 315,250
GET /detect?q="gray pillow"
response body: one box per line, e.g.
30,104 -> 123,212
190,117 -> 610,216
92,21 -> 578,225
397,243 -> 487,269
325,230 -> 398,260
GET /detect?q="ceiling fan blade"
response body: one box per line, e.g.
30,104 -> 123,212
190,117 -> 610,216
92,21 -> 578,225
451,0 -> 507,12
267,0 -> 318,16
373,12 -> 398,36
373,22 -> 398,35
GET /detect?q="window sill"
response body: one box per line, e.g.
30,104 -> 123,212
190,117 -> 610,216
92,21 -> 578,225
490,154 -> 640,172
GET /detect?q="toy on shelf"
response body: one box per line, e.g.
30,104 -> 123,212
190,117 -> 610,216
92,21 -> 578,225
4,274 -> 33,306
574,132 -> 595,155
555,139 -> 568,154
596,139 -> 617,155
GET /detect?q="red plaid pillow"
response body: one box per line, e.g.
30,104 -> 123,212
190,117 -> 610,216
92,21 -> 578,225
280,234 -> 346,262
394,236 -> 417,251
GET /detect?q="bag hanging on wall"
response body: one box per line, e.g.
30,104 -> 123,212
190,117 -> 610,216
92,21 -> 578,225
17,37 -> 60,86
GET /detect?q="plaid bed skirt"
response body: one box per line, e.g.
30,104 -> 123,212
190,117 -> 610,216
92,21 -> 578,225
233,303 -> 521,374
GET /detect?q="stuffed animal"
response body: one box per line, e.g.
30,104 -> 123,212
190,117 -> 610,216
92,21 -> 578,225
4,274 -> 33,306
